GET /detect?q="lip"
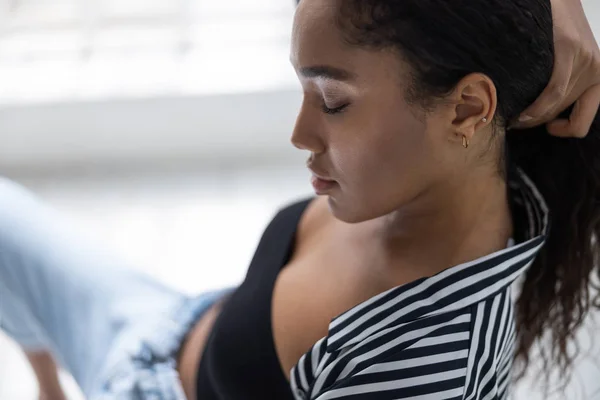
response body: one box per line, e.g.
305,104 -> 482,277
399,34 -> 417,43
310,174 -> 337,194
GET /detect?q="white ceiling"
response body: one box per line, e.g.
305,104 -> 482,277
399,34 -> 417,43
0,0 -> 596,106
0,0 -> 298,105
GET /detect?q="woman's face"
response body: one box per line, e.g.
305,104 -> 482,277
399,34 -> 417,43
291,0 -> 475,224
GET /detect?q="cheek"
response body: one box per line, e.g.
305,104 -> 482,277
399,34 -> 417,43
376,115 -> 429,176
367,117 -> 431,198
329,109 -> 434,221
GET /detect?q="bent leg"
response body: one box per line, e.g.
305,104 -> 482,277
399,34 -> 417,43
0,178 -> 185,396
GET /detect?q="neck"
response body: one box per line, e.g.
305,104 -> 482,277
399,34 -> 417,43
370,169 -> 513,281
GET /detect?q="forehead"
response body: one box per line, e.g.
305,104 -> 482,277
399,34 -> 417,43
291,0 -> 349,66
291,0 -> 410,88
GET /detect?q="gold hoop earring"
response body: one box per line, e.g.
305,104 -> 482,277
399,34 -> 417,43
462,135 -> 469,149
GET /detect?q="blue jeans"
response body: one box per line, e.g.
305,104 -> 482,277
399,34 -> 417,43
0,178 -> 233,399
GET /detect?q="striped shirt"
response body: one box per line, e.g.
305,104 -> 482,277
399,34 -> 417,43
290,169 -> 550,400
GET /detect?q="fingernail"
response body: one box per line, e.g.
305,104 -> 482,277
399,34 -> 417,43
518,115 -> 533,122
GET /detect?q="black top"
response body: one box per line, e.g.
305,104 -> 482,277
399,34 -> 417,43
196,198 -> 313,400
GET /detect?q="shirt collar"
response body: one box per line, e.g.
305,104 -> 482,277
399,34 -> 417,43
325,168 -> 550,353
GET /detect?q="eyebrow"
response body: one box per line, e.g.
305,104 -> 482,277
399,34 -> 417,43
298,65 -> 355,81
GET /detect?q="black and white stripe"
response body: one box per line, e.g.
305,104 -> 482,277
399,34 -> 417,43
290,169 -> 549,400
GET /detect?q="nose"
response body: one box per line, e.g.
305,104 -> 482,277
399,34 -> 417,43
291,100 -> 326,154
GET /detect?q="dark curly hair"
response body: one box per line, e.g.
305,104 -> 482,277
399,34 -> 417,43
296,0 -> 600,390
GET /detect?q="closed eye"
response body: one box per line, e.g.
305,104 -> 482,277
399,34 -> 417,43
321,103 -> 349,115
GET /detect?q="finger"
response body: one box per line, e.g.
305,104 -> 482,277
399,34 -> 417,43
511,44 -> 575,128
546,84 -> 600,138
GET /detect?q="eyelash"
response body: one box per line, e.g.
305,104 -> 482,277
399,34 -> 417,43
321,103 -> 349,115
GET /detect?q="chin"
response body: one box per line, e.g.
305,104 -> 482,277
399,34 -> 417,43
326,195 -> 378,224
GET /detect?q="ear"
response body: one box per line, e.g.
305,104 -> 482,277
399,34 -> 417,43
448,73 -> 497,146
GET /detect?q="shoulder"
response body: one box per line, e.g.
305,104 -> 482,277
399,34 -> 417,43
261,196 -> 332,255
297,196 -> 332,237
290,195 -> 340,257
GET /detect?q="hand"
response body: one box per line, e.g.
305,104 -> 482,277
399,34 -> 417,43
511,0 -> 600,137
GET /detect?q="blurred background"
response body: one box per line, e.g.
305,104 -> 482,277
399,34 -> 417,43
0,0 -> 598,398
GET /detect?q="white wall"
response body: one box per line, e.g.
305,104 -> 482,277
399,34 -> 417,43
0,89 -> 303,174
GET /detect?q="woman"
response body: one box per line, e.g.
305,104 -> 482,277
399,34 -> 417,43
1,0 -> 599,399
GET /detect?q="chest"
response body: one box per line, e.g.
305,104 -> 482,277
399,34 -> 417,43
271,223 -> 393,381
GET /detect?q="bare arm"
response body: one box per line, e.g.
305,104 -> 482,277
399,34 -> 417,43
512,0 -> 600,137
